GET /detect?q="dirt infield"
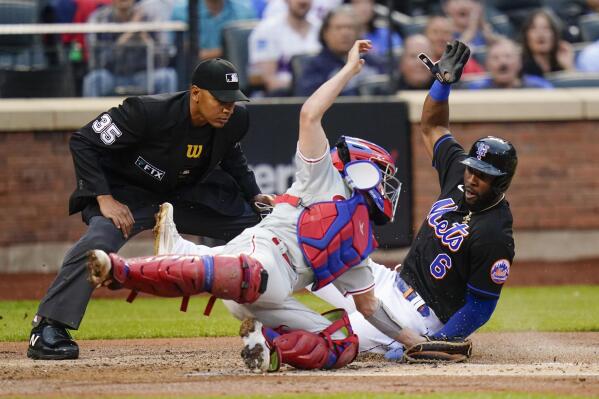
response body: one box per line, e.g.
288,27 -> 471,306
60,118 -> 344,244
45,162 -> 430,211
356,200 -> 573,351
2,261 -> 598,397
1,332 -> 598,397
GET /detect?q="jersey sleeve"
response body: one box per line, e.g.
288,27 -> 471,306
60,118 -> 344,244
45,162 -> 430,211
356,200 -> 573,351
290,142 -> 340,196
77,96 -> 147,148
69,97 -> 147,197
431,134 -> 468,191
331,260 -> 375,296
466,240 -> 515,299
220,142 -> 261,199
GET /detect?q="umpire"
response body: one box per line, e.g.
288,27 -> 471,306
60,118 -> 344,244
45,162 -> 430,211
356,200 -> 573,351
27,59 -> 272,360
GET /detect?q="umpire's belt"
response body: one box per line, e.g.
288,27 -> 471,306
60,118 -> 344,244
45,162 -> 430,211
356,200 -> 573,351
395,274 -> 431,317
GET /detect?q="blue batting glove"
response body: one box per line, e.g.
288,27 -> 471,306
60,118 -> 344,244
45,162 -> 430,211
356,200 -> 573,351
384,346 -> 404,361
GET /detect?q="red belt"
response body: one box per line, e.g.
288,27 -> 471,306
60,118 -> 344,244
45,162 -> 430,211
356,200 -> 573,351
272,237 -> 292,267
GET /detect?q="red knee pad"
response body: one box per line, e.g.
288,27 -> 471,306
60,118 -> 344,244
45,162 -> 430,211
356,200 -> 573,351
273,330 -> 330,369
210,254 -> 268,304
271,309 -> 359,370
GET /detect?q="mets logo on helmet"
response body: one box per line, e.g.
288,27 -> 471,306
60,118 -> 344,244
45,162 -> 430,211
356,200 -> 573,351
476,142 -> 490,160
490,259 -> 510,284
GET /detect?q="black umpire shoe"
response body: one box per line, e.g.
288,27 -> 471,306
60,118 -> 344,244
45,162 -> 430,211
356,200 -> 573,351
27,319 -> 79,360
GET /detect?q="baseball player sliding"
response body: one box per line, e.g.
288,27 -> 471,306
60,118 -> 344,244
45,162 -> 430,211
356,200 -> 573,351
314,40 -> 518,360
87,40 -> 466,372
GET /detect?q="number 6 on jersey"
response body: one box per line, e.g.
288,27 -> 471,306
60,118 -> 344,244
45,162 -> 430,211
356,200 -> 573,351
430,253 -> 452,279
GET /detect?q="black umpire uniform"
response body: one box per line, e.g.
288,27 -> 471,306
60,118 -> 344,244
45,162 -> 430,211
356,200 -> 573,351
28,59 -> 262,360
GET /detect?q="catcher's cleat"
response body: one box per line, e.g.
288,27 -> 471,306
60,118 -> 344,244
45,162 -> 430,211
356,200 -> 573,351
87,249 -> 112,288
153,202 -> 178,255
239,318 -> 280,372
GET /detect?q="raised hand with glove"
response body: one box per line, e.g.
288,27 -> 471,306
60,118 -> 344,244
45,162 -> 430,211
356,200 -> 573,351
418,40 -> 471,85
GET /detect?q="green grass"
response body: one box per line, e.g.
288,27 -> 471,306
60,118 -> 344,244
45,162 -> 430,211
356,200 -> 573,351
480,285 -> 599,332
0,293 -> 332,341
0,286 -> 598,341
3,393 -> 596,399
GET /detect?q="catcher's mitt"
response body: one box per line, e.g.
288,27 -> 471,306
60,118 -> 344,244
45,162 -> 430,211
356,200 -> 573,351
418,40 -> 471,84
402,338 -> 472,364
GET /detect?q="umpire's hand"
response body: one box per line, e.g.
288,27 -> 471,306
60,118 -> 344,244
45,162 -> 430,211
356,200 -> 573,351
419,40 -> 471,84
97,194 -> 135,239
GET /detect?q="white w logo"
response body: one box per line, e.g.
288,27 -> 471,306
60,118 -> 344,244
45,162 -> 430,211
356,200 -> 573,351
30,334 -> 40,347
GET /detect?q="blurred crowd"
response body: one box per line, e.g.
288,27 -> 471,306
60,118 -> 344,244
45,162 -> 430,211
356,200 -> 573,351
2,0 -> 599,97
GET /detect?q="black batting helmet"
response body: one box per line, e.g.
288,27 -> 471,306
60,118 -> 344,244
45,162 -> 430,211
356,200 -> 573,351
461,136 -> 517,194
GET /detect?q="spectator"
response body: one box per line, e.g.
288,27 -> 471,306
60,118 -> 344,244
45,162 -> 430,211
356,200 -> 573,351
442,0 -> 499,47
521,9 -> 575,77
250,0 -> 267,17
135,0 -> 177,44
248,0 -> 321,96
50,0 -> 113,54
349,0 -> 402,56
137,0 -> 176,21
396,34 -> 434,90
577,38 -> 599,71
54,0 -> 111,25
295,5 -> 385,96
425,15 -> 485,76
171,0 -> 255,60
82,0 -> 178,96
466,38 -> 553,89
45,0 -> 112,95
576,10 -> 599,72
262,0 -> 341,22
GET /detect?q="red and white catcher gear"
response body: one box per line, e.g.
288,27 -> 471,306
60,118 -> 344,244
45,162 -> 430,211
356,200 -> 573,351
88,250 -> 268,312
267,309 -> 359,370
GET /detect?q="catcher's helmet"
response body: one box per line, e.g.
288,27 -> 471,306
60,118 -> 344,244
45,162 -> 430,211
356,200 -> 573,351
461,136 -> 517,194
331,136 -> 401,224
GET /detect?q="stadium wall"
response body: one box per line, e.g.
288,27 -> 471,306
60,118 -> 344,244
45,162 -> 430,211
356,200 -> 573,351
1,89 -> 598,272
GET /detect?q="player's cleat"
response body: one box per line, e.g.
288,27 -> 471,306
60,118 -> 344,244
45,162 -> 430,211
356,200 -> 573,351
153,202 -> 178,255
87,249 -> 112,288
239,318 -> 280,372
27,320 -> 79,360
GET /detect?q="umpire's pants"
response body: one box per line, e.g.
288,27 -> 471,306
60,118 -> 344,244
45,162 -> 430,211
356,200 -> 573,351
36,202 -> 260,330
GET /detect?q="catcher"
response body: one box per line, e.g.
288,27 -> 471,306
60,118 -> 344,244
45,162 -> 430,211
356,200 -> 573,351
87,40 -> 462,371
315,40 -> 517,362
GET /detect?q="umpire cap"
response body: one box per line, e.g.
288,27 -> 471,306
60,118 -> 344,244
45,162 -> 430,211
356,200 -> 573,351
192,58 -> 249,102
461,136 -> 517,194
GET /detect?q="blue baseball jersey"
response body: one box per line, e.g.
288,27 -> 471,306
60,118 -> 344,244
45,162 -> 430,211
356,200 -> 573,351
399,135 -> 515,323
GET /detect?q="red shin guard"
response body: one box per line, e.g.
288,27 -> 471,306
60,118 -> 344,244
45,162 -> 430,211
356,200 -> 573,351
108,253 -> 268,309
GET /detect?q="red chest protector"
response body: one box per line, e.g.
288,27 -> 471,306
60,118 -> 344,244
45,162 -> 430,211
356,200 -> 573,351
276,192 -> 378,290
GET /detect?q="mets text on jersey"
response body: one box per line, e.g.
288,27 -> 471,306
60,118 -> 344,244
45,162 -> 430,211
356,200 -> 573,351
427,198 -> 469,252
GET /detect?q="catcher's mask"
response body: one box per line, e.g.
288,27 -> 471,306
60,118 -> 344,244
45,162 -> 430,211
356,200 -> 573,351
461,136 -> 517,196
331,136 -> 401,225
